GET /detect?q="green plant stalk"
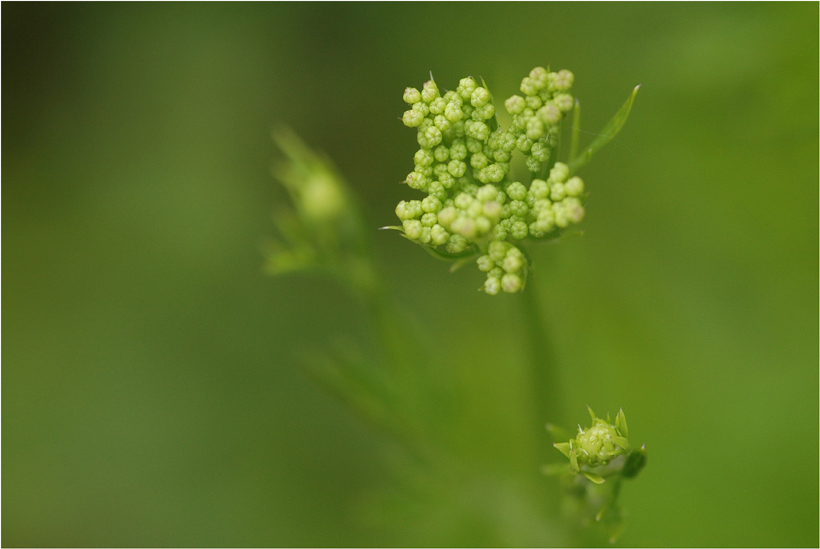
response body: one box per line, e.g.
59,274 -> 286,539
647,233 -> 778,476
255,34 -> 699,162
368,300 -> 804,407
518,280 -> 564,461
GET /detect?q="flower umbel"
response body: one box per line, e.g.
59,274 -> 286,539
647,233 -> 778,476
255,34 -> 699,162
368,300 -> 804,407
388,67 -> 638,294
389,67 -> 586,294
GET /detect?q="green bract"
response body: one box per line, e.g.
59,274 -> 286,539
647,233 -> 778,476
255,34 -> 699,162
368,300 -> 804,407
391,67 -> 637,294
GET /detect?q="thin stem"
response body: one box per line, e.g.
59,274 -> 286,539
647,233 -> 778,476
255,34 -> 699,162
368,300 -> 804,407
518,280 -> 564,458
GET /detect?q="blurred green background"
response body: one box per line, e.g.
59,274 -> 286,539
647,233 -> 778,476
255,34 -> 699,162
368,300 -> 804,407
3,2 -> 817,547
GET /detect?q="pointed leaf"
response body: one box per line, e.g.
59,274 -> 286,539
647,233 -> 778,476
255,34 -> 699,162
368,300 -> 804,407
612,436 -> 631,452
587,405 -> 597,422
553,442 -> 572,459
582,471 -> 606,484
616,408 -> 628,438
569,85 -> 640,174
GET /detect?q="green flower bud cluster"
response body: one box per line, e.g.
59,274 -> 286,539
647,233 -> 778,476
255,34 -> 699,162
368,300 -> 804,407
547,407 -> 646,542
394,67 -> 585,294
553,407 -> 643,484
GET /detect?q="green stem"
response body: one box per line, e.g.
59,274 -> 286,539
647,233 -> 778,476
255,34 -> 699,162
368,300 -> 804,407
518,281 -> 564,457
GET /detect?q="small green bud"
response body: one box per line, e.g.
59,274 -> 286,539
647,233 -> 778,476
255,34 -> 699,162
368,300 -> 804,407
535,209 -> 555,232
395,200 -> 409,220
402,109 -> 425,128
471,86 -> 491,108
413,164 -> 433,178
412,101 -> 430,118
477,254 -> 494,272
421,195 -> 442,213
430,224 -> 449,246
488,240 -> 508,262
475,215 -> 492,234
450,216 -> 477,238
403,219 -> 423,240
427,181 -> 447,201
474,103 -> 495,120
530,140 -> 550,162
428,96 -> 447,115
465,137 -> 483,154
488,266 -> 503,279
553,93 -> 574,113
526,118 -> 546,140
446,234 -> 469,254
549,162 -> 570,183
501,273 -> 523,293
448,141 -> 467,161
437,173 -> 455,191
550,182 -> 566,201
413,149 -> 434,167
483,201 -> 503,221
525,155 -> 541,173
575,419 -> 630,467
457,77 -> 477,100
505,95 -> 526,115
421,79 -> 440,103
417,125 -> 443,149
516,134 -> 534,153
470,152 -> 489,170
520,76 -> 539,96
442,90 -> 461,104
538,103 -> 562,125
405,171 -> 428,191
529,179 -> 549,199
433,145 -> 449,163
453,192 -> 474,211
502,252 -> 523,273
492,149 -> 511,163
510,220 -> 528,240
562,197 -> 585,223
506,181 -> 528,201
529,66 -> 549,89
420,212 -> 438,227
477,185 -> 499,204
403,87 -> 421,104
447,160 -> 467,178
525,94 -> 543,110
444,101 -> 464,123
553,69 -> 574,92
565,176 -> 585,197
465,120 -> 490,141
484,276 -> 501,295
433,114 -> 451,132
437,206 -> 457,227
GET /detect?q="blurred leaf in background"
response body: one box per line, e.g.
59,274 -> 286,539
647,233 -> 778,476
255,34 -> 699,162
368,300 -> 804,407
3,2 -> 817,547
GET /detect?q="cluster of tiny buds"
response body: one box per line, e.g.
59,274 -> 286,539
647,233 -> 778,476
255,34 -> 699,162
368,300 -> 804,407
395,67 -> 584,293
554,407 -> 631,473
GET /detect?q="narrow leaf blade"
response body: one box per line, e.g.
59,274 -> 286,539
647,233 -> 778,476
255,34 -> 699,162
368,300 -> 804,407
569,85 -> 640,174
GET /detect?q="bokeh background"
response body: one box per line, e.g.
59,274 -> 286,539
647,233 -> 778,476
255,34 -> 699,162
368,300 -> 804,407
3,3 -> 817,547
